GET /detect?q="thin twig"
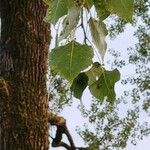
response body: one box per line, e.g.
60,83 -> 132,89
81,9 -> 87,44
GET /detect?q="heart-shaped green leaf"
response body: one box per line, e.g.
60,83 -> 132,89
71,73 -> 88,99
50,41 -> 93,82
59,6 -> 81,41
44,0 -> 73,25
89,68 -> 120,103
85,0 -> 94,8
93,0 -> 110,20
89,18 -> 108,60
86,62 -> 103,86
106,0 -> 134,22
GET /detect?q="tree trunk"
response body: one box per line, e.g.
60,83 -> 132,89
0,0 -> 50,149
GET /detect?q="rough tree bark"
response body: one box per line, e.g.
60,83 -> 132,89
0,0 -> 50,149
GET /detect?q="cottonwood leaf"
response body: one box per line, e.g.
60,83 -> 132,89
89,18 -> 108,60
84,0 -> 94,8
86,62 -> 103,86
59,6 -> 81,41
93,0 -> 110,20
71,73 -> 88,99
43,0 -> 52,6
50,41 -> 93,82
44,0 -> 71,25
89,69 -> 120,103
106,0 -> 134,22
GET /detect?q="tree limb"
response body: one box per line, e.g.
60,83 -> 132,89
48,110 -> 88,150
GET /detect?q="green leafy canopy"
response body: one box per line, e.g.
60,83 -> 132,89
44,0 -> 134,102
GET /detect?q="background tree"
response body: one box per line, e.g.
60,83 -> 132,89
49,0 -> 150,149
75,0 -> 150,149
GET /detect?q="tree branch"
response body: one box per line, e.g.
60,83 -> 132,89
48,110 -> 88,150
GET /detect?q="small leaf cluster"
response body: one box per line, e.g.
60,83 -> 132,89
43,0 -> 134,102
